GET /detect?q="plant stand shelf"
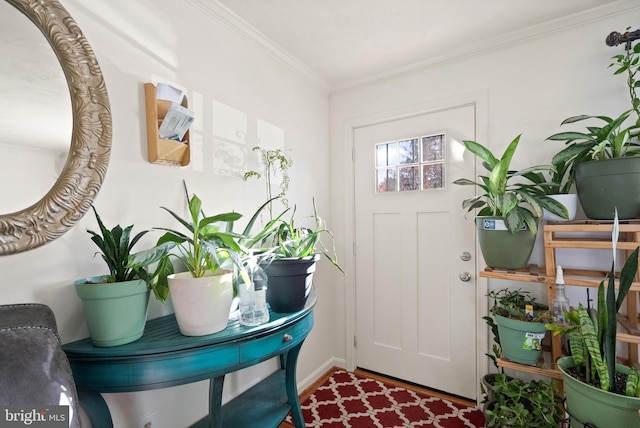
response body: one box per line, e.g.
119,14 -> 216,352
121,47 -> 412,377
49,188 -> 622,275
496,358 -> 563,380
480,264 -> 547,283
482,220 -> 640,384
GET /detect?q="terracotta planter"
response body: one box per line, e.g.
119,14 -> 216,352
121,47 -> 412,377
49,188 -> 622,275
168,270 -> 233,336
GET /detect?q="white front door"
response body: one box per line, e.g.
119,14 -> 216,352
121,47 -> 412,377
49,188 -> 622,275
354,104 -> 477,399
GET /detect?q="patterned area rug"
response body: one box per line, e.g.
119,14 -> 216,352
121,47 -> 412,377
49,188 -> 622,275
284,369 -> 485,427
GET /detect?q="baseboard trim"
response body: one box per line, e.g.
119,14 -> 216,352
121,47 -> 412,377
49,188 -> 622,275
296,357 -> 345,394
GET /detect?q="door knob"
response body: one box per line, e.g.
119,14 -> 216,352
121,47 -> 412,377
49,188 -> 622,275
459,272 -> 472,282
460,251 -> 471,261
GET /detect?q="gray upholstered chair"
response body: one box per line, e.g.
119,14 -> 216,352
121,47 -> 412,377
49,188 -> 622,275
0,304 -> 81,428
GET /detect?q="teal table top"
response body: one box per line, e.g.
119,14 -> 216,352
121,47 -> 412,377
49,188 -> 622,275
63,290 -> 316,357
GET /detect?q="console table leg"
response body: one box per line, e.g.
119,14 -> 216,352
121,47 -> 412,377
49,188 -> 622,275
208,375 -> 225,428
285,341 -> 306,428
77,390 -> 113,428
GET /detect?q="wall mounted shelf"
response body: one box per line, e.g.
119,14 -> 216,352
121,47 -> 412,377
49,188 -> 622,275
144,82 -> 190,166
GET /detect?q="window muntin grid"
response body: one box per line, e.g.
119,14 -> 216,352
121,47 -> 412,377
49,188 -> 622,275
375,133 -> 445,193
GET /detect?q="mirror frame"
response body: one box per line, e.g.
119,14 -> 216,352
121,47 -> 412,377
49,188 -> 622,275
1,0 -> 111,255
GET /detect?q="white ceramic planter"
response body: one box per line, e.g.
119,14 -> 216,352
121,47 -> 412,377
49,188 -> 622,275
168,270 -> 233,336
543,194 -> 578,222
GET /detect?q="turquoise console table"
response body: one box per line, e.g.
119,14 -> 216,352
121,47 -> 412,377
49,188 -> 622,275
62,291 -> 316,428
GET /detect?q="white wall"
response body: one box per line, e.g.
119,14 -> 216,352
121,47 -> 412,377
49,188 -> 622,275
329,6 -> 640,371
1,0 -> 337,427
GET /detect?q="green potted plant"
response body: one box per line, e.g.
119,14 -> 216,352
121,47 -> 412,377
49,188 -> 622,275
128,189 -> 248,336
483,374 -> 563,427
547,38 -> 640,220
260,199 -> 344,313
488,288 -> 552,366
546,212 -> 640,427
75,206 -> 160,347
453,135 -> 568,269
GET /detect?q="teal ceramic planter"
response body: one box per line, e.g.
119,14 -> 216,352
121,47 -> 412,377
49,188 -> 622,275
575,157 -> 640,220
476,216 -> 537,269
494,314 -> 546,365
558,356 -> 640,428
75,276 -> 150,347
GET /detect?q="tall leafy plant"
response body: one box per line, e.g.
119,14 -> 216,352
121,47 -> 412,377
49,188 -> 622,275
128,185 -> 249,302
453,135 -> 568,234
271,199 -> 344,274
610,32 -> 640,121
547,37 -> 640,172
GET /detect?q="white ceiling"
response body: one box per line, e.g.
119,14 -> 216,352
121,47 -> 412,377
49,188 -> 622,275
214,0 -> 635,90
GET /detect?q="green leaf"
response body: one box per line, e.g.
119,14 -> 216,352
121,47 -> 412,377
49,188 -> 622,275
547,131 -> 594,142
560,115 -> 594,125
128,241 -> 176,269
462,140 -> 498,167
579,304 -> 609,391
489,135 -> 520,196
626,366 -> 639,397
617,246 -> 640,311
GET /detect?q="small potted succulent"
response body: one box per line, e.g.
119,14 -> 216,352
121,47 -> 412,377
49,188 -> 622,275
453,135 -> 568,269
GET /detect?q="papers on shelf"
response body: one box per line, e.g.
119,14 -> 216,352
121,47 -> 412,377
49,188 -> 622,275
156,83 -> 184,104
158,103 -> 194,141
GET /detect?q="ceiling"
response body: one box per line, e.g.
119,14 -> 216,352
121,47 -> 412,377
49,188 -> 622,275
214,0 -> 635,90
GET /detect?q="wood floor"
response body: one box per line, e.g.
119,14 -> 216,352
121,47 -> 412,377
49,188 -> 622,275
278,366 -> 477,427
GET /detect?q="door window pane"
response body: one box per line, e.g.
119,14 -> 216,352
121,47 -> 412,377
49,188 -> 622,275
400,166 -> 420,191
398,138 -> 419,164
376,142 -> 397,167
422,135 -> 445,162
423,164 -> 444,189
377,168 -> 397,193
375,133 -> 446,193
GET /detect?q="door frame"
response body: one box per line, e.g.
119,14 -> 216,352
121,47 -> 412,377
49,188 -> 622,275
341,90 -> 490,403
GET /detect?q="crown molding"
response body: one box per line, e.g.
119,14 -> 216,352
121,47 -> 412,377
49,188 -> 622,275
333,0 -> 640,92
187,0 -> 639,94
185,0 -> 331,93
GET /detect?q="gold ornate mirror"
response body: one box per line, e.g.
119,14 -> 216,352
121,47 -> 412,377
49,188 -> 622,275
1,0 -> 111,255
